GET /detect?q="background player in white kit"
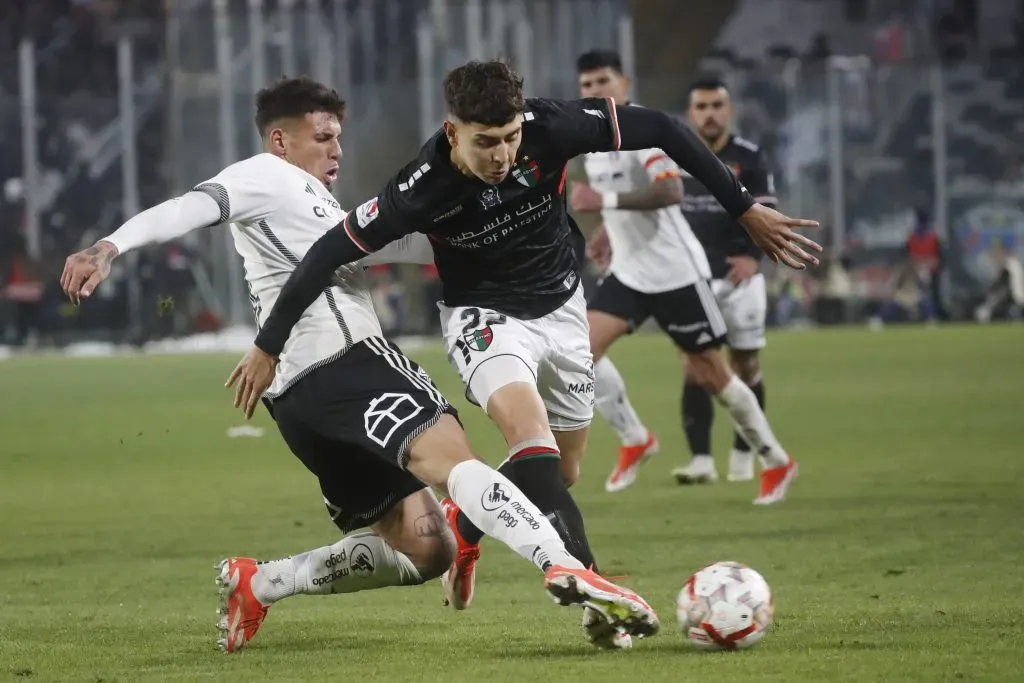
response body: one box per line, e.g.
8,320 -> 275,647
60,76 -> 658,653
569,50 -> 797,504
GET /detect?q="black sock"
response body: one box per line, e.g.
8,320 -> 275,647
455,455 -> 598,572
682,381 -> 714,457
732,379 -> 766,452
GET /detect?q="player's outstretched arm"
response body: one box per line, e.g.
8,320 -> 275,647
61,192 -> 221,304
614,105 -> 822,270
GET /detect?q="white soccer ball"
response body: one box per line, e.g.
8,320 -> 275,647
676,561 -> 774,650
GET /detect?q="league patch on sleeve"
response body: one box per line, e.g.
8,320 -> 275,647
355,197 -> 379,228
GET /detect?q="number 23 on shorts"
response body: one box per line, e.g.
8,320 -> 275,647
452,307 -> 506,366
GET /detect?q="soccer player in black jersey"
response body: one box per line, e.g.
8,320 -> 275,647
231,60 -> 820,648
673,77 -> 781,486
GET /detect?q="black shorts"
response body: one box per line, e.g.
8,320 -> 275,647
588,274 -> 727,353
266,336 -> 457,534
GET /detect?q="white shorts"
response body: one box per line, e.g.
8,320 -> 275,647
439,286 -> 594,431
711,273 -> 767,351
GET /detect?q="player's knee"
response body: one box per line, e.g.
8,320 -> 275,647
685,348 -> 731,394
552,425 -> 588,487
405,413 -> 478,491
414,532 -> 457,581
729,350 -> 760,384
559,457 -> 581,487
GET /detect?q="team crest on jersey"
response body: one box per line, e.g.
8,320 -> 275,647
355,197 -> 379,227
479,187 -> 501,210
729,162 -> 742,177
512,156 -> 540,187
463,326 -> 494,351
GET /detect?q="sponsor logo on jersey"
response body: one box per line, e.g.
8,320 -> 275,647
432,204 -> 463,222
463,326 -> 494,351
512,155 -> 540,188
355,197 -> 379,228
479,187 -> 501,210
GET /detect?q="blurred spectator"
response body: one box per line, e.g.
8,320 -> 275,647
2,241 -> 44,347
367,265 -> 405,334
878,261 -> 935,323
804,32 -> 832,62
906,207 -> 945,319
421,262 -> 442,333
974,241 -> 1024,322
814,253 -> 854,326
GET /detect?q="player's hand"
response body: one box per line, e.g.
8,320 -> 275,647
586,225 -> 612,271
61,241 -> 119,305
225,346 -> 279,420
725,255 -> 759,285
570,182 -> 603,213
738,204 -> 821,270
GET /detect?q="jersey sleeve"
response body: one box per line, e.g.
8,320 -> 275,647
525,97 -> 621,159
339,169 -> 427,255
740,150 -> 777,208
191,156 -> 284,225
253,163 -> 430,357
637,148 -> 681,183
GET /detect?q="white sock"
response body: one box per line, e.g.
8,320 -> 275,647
251,533 -> 422,604
594,357 -> 649,446
446,459 -> 584,572
716,375 -> 789,469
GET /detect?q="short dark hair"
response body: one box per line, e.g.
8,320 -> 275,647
255,76 -> 346,136
576,49 -> 623,74
443,60 -> 525,126
687,75 -> 729,100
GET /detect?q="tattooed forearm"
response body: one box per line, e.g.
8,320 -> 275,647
413,511 -> 446,538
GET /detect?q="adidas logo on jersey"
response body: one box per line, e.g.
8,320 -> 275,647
697,332 -> 712,345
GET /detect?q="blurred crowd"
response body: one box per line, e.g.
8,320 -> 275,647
2,0 -> 1023,349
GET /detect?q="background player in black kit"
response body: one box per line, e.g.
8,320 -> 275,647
232,60 -> 820,648
674,76 -> 782,486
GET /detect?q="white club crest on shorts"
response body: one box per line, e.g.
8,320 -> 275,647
363,392 -> 422,448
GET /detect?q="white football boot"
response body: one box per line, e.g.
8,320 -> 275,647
727,449 -> 756,482
672,457 -> 719,485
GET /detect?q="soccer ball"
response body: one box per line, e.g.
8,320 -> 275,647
676,561 -> 774,650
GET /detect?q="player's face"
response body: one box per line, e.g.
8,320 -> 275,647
272,112 -> 343,189
577,67 -> 630,104
687,87 -> 733,145
445,117 -> 523,186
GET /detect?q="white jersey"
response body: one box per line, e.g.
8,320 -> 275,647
191,154 -> 430,398
583,146 -> 711,293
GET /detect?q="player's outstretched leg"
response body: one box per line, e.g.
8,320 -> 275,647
594,356 -> 659,492
674,380 -> 719,484
215,534 -> 424,652
215,489 -> 454,653
411,412 -> 659,645
685,348 -> 797,505
726,348 -> 766,482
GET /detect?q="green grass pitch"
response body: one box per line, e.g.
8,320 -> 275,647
1,324 -> 1022,682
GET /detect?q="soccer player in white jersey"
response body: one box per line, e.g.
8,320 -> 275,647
60,76 -> 660,653
569,51 -> 798,503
